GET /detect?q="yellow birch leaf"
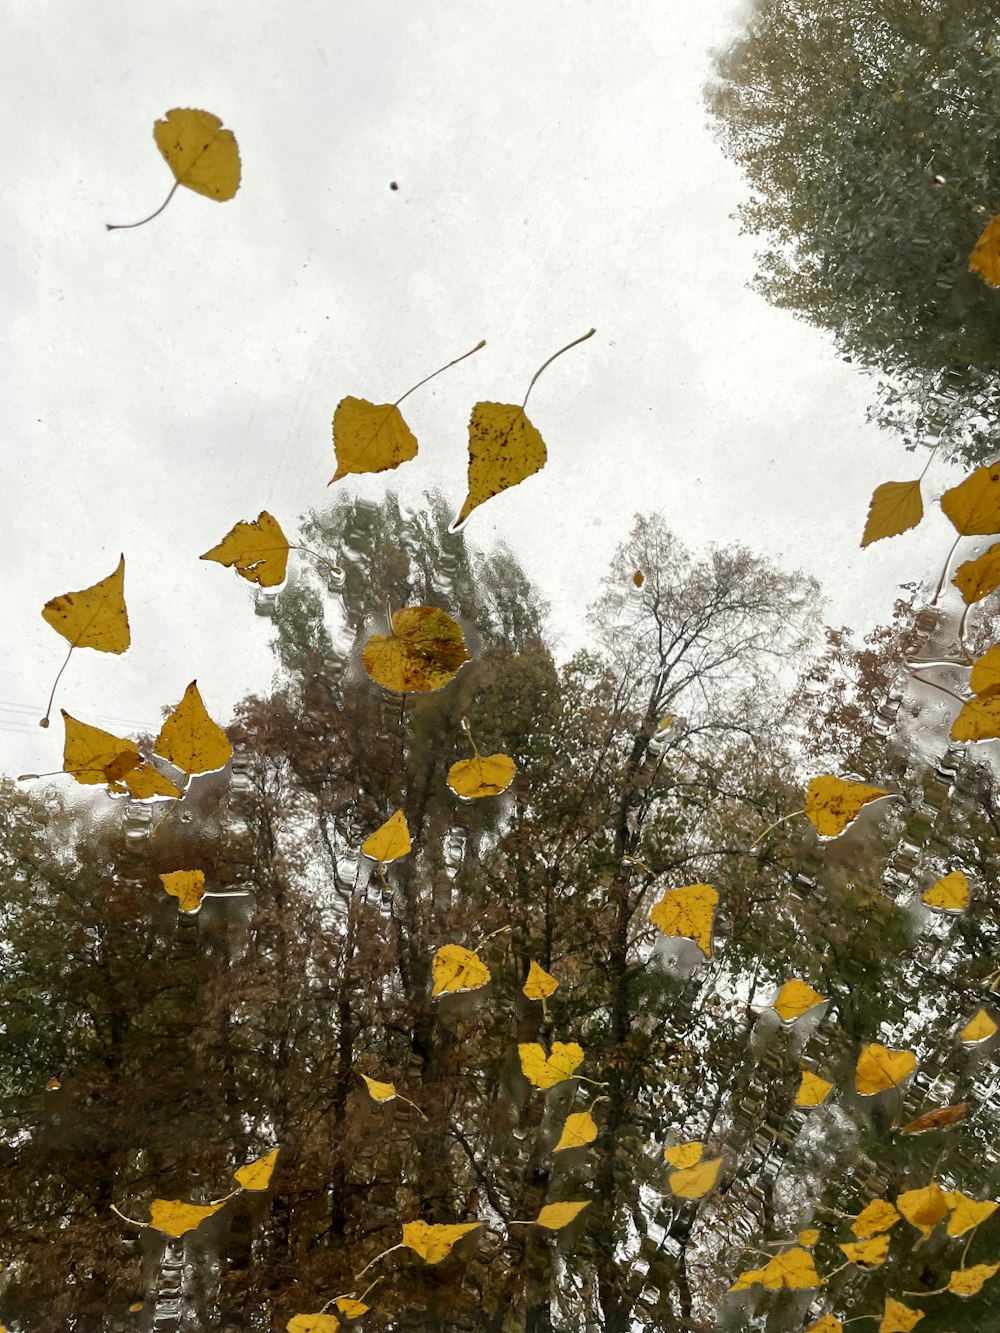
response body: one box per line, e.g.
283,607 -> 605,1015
798,1229 -> 820,1247
943,1192 -> 998,1237
234,1147 -> 279,1191
961,1009 -> 997,1043
728,1247 -> 822,1290
970,214 -> 1000,286
534,1201 -> 590,1230
361,810 -> 411,864
804,775 -> 890,837
153,681 -> 233,776
839,1235 -> 891,1268
200,511 -> 289,588
896,1182 -> 949,1239
362,606 -> 470,694
861,480 -> 923,548
523,961 -> 559,1001
128,1305 -> 144,1314
454,403 -> 547,529
879,1298 -> 924,1333
649,883 -> 718,956
154,108 -> 240,201
852,1200 -> 901,1238
970,644 -> 1000,697
147,1198 -> 227,1238
796,1070 -> 834,1107
855,1044 -> 917,1095
664,1141 -> 703,1169
401,1220 -> 481,1263
159,869 -> 206,914
518,1041 -> 584,1089
360,1074 -> 398,1103
953,542 -> 1000,605
773,979 -> 827,1022
947,1261 -> 1000,1297
668,1156 -> 723,1199
331,397 -> 418,482
922,871 -> 970,911
287,1314 -> 339,1333
122,764 -> 183,800
951,691 -> 1000,742
941,462 -> 1000,536
62,712 -> 141,787
432,944 -> 490,996
807,1318 -> 844,1333
554,1111 -> 598,1152
335,1299 -> 369,1319
447,752 -> 516,799
42,555 -> 130,653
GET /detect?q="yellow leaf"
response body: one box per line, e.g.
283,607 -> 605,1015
447,752 -> 517,799
362,606 -> 470,694
534,1201 -> 590,1230
896,1182 -> 949,1239
159,869 -> 206,914
334,1299 -> 369,1319
861,480 -> 923,548
663,1141 -> 703,1169
331,397 -> 418,482
947,1261 -> 1000,1297
728,1247 -> 822,1291
128,1304 -> 144,1314
361,810 -> 411,864
147,1198 -> 226,1238
518,1041 -> 584,1089
401,1219 -> 481,1263
122,764 -> 183,800
852,1200 -> 901,1238
234,1147 -> 279,1191
522,960 -> 559,1001
807,1318 -> 844,1333
42,555 -> 130,653
943,1191 -> 998,1237
153,681 -> 233,776
951,691 -> 1000,743
941,462 -> 1000,536
952,542 -> 1000,605
154,108 -> 240,202
970,644 -> 1000,697
798,1229 -> 820,1247
554,1111 -> 598,1152
855,1044 -> 917,1096
61,712 -> 141,788
969,213 -> 1000,287
668,1156 -> 722,1199
879,1298 -> 924,1333
773,979 -> 826,1022
961,1008 -> 997,1043
796,1070 -> 834,1107
200,511 -> 289,588
804,775 -> 890,837
360,1074 -> 398,1103
453,402 -> 547,529
922,871 -> 969,911
649,882 -> 718,956
432,944 -> 490,997
287,1315 -> 339,1333
839,1235 -> 891,1268
900,1102 -> 969,1134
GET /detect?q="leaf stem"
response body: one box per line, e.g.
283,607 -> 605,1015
106,180 -> 180,232
522,328 -> 596,409
394,339 -> 486,407
918,443 -> 942,482
288,544 -> 345,583
40,644 -> 75,727
461,716 -> 481,758
110,1203 -> 149,1228
907,671 -> 967,705
933,533 -> 963,604
750,809 -> 805,850
355,1242 -> 402,1281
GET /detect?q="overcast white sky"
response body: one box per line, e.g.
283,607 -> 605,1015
1,0 -> 955,776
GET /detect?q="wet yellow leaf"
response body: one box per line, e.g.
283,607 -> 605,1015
128,1304 -> 144,1314
952,542 -> 1000,605
42,555 -> 130,654
839,1235 -> 891,1268
447,752 -> 516,799
453,402 -> 547,529
334,1299 -> 369,1319
153,681 -> 233,776
798,1229 -> 820,1247
944,1191 -> 998,1237
728,1247 -> 822,1291
668,1156 -> 723,1200
855,1044 -> 917,1095
534,1201 -> 590,1230
951,691 -> 1000,742
147,1197 -> 226,1238
522,961 -> 558,1001
921,871 -> 969,911
663,1141 -> 703,1169
159,869 -> 206,914
649,882 -> 718,956
970,213 -> 1000,286
773,979 -> 826,1022
432,944 -> 490,996
804,775 -> 890,837
287,1314 -> 339,1333
852,1200 -> 901,1239
361,810 -> 411,864
961,1009 -> 997,1043
518,1041 -> 584,1088
554,1111 -> 598,1152
362,606 -> 470,693
796,1070 -> 834,1107
360,1074 -> 398,1103
970,644 -> 1000,697
896,1182 -> 949,1239
330,397 -> 418,482
122,764 -> 183,800
947,1261 -> 1000,1296
806,1318 -> 844,1333
200,511 -> 289,588
234,1147 -> 279,1191
941,462 -> 1000,536
401,1219 -> 481,1263
879,1298 -> 923,1333
154,108 -> 240,202
61,712 -> 141,787
861,480 -> 923,548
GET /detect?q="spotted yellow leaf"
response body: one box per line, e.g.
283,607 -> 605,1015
362,606 -> 470,693
855,1044 -> 917,1096
943,1191 -> 998,1237
896,1182 -> 949,1239
941,462 -> 1000,536
518,1041 -> 584,1089
728,1247 -> 822,1291
922,871 -> 969,911
839,1235 -> 891,1268
773,979 -> 826,1022
953,542 -> 1000,605
42,555 -> 130,655
961,1009 -> 997,1043
522,961 -> 558,1001
970,213 -> 1000,287
201,511 -> 289,588
159,869 -> 206,914
361,810 -> 411,864
287,1315 -> 339,1333
447,752 -> 516,799
121,764 -> 183,800
649,882 -> 718,956
234,1147 -> 279,1191
401,1219 -> 481,1263
852,1200 -> 901,1239
804,775 -> 890,837
970,644 -> 1000,697
668,1156 -> 722,1199
951,691 -> 1000,742
806,1318 -> 844,1333
947,1261 -> 1000,1297
797,1229 -> 820,1248
153,681 -> 233,776
146,1198 -> 227,1238
334,1298 -> 369,1319
879,1298 -> 923,1333
432,944 -> 490,997
663,1141 -> 703,1169
61,712 -> 141,788
534,1201 -> 590,1230
796,1070 -> 834,1107
861,480 -> 923,548
331,398 -> 418,483
554,1111 -> 598,1152
154,108 -> 240,201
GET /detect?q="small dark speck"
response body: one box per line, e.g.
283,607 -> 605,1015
390,181 -> 399,191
